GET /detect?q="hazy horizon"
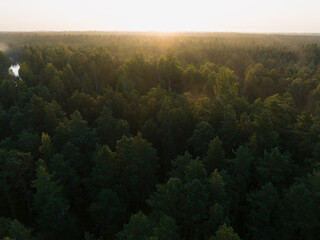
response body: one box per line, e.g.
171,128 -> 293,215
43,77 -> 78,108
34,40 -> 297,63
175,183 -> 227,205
1,0 -> 320,33
2,31 -> 320,34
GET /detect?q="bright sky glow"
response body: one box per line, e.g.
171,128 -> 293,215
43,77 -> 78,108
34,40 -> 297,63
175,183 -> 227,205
1,0 -> 320,32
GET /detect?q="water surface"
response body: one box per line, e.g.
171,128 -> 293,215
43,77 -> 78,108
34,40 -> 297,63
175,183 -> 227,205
9,64 -> 20,77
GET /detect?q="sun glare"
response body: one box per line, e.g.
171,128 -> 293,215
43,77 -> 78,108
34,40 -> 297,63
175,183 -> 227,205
1,0 -> 320,32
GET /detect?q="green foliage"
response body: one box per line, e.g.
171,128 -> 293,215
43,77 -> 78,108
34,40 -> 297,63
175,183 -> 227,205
244,63 -> 276,101
208,169 -> 228,208
117,212 -> 152,240
158,50 -> 183,92
89,189 -> 126,238
152,215 -> 181,240
115,133 -> 158,205
231,146 -> 254,193
54,110 -> 99,177
0,150 -> 34,220
204,136 -> 226,172
249,111 -> 278,156
246,183 -> 279,240
213,67 -> 239,102
183,179 -> 210,225
277,183 -> 319,240
188,121 -> 215,157
0,33 -> 320,240
68,90 -> 97,121
17,129 -> 40,154
0,79 -> 17,109
96,106 -> 130,148
0,51 -> 10,76
39,132 -> 54,162
88,47 -> 116,93
147,178 -> 184,221
184,158 -> 207,182
0,217 -> 10,239
32,163 -> 75,239
169,151 -> 194,179
8,220 -> 34,240
205,204 -> 229,237
254,148 -> 294,188
209,224 -> 241,240
61,63 -> 80,95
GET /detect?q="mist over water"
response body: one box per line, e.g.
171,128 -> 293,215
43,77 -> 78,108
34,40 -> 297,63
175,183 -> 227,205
9,64 -> 20,77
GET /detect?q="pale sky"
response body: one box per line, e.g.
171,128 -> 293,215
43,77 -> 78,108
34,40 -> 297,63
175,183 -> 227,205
1,0 -> 320,32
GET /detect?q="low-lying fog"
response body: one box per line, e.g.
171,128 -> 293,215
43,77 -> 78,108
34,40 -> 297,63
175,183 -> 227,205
9,64 -> 20,77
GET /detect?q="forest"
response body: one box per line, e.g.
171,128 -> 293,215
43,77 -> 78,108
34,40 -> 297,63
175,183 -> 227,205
1,32 -> 320,240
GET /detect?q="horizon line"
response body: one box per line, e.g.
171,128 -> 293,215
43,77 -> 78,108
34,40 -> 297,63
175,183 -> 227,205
1,30 -> 320,35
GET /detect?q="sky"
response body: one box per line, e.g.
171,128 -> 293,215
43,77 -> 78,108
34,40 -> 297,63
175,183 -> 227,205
1,0 -> 320,33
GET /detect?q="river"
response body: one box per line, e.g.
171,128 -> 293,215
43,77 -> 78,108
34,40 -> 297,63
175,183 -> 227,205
9,64 -> 20,77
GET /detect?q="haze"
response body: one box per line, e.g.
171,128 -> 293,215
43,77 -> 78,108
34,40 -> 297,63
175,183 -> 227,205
1,0 -> 320,32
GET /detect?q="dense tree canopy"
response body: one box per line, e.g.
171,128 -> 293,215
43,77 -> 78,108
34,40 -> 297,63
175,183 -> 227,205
0,32 -> 320,239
